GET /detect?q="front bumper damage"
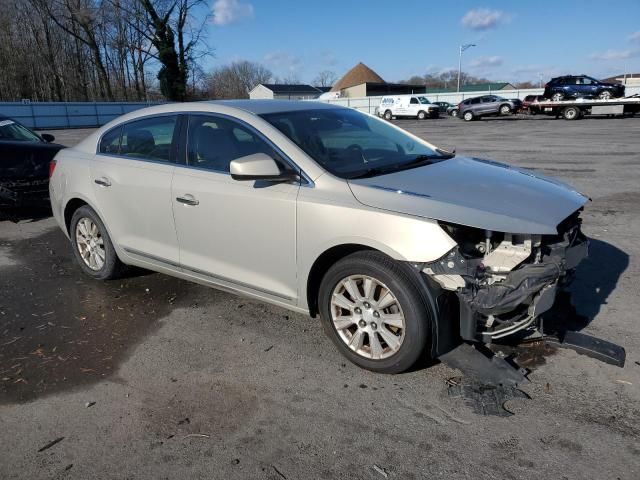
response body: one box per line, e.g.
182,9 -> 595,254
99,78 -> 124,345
422,210 -> 626,373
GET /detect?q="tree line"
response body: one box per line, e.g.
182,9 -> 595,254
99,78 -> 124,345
400,70 -> 537,90
0,0 -> 209,102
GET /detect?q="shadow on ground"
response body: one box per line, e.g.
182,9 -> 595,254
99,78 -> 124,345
0,227 -> 220,404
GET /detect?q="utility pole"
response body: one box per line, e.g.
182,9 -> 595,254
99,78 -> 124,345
457,44 -> 476,92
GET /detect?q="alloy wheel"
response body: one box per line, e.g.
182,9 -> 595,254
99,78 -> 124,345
330,275 -> 405,360
75,217 -> 105,271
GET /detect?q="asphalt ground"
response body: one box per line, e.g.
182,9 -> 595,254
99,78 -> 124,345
1,113 -> 639,479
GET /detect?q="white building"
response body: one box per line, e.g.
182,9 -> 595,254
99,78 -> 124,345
249,84 -> 322,100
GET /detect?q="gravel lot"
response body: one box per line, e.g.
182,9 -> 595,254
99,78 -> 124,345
1,114 -> 639,479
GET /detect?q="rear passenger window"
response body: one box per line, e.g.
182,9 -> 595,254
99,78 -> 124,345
99,127 -> 121,154
119,116 -> 178,162
410,97 -> 419,104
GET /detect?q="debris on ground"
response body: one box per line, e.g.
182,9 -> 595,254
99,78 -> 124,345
372,464 -> 389,478
85,401 -> 95,408
37,436 -> 64,452
447,377 -> 530,417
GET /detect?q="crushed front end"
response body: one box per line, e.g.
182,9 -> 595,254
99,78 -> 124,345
422,210 -> 588,343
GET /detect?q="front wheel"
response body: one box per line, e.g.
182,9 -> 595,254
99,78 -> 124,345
318,251 -> 432,373
598,90 -> 612,100
551,92 -> 564,102
70,205 -> 127,280
463,111 -> 474,121
499,104 -> 511,115
417,110 -> 426,120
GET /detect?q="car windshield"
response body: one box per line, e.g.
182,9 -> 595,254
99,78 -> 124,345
0,119 -> 41,142
260,108 -> 453,179
418,97 -> 432,104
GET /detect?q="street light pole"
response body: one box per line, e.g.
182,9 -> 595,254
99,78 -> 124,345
457,43 -> 476,92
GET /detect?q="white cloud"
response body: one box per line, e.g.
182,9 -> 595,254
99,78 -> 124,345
629,31 -> 640,43
469,56 -> 503,68
590,49 -> 639,61
264,51 -> 302,73
461,9 -> 507,30
212,0 -> 254,26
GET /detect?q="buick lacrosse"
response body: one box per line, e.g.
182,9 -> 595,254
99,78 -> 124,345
50,101 -> 588,373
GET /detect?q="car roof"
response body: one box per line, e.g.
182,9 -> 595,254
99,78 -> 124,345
205,99 -> 344,115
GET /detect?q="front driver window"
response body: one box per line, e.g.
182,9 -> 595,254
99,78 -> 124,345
187,115 -> 280,173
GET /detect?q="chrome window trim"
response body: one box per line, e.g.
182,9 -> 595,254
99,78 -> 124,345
96,110 -> 314,187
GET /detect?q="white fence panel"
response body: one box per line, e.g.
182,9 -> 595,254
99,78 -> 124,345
311,86 -> 640,115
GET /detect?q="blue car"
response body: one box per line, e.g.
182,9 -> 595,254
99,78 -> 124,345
544,75 -> 625,101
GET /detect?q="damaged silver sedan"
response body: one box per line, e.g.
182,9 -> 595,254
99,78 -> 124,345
50,100 -> 595,373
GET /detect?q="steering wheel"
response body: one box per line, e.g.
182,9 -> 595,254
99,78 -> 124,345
346,144 -> 367,163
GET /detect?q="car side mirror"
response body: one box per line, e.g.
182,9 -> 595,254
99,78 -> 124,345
41,133 -> 55,143
230,153 -> 298,182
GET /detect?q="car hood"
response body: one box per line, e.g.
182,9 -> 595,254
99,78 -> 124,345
347,156 -> 588,234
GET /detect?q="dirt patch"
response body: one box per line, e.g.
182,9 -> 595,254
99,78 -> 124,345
0,226 -> 216,404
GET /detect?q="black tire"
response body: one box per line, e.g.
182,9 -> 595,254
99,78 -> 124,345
598,90 -> 612,100
462,111 -> 474,121
384,110 -> 393,120
563,106 -> 580,121
551,92 -> 564,102
450,109 -> 458,117
417,110 -> 426,120
70,205 -> 128,280
499,104 -> 511,115
318,251 -> 433,373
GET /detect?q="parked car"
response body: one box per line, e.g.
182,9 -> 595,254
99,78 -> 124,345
521,95 -> 547,114
376,95 -> 439,120
544,75 -> 625,101
433,101 -> 453,114
0,115 -> 64,207
447,105 -> 459,117
457,95 -> 522,121
50,100 -> 589,373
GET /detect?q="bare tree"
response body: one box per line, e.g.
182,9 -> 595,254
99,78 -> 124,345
312,70 -> 337,88
206,61 -> 273,99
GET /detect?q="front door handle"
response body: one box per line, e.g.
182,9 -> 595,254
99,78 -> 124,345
176,194 -> 199,206
94,177 -> 111,187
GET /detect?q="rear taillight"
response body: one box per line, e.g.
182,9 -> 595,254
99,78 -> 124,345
49,159 -> 57,178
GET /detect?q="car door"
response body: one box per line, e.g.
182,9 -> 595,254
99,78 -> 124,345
408,97 -> 420,116
480,96 -> 498,114
171,113 -> 299,301
91,114 -> 180,264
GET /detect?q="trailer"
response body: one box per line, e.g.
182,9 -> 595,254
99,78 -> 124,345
532,95 -> 640,120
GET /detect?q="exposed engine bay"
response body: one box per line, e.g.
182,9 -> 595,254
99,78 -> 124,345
422,210 -> 588,343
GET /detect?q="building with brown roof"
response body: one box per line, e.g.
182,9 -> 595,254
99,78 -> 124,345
331,62 -> 426,98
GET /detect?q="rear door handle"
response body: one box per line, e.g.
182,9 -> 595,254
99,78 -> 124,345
176,194 -> 199,206
94,177 -> 111,187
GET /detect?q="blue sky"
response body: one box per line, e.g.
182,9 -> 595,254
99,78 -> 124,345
203,0 -> 640,84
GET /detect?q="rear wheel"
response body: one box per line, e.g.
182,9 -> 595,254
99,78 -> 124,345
551,92 -> 565,102
563,106 -> 580,120
450,109 -> 459,117
417,110 -> 426,120
598,90 -> 612,100
318,251 -> 432,373
499,104 -> 511,115
70,205 -> 127,280
384,110 -> 393,120
463,111 -> 474,121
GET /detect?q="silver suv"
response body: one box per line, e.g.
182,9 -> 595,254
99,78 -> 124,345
458,95 -> 522,121
50,101 -> 588,373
